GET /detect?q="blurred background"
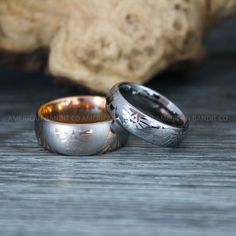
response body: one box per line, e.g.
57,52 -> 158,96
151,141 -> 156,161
0,10 -> 235,236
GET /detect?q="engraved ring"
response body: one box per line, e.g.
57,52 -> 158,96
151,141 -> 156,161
35,96 -> 129,155
106,83 -> 189,147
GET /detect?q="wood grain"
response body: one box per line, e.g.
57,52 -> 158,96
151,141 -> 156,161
0,18 -> 236,236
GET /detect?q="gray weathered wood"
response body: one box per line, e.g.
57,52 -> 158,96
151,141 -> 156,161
0,17 -> 236,236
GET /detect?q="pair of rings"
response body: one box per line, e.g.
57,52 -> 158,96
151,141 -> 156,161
35,83 -> 189,156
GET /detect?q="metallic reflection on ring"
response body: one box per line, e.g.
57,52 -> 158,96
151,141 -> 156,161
35,96 -> 129,156
106,83 -> 189,147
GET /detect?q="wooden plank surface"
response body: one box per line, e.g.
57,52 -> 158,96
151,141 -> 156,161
0,18 -> 236,236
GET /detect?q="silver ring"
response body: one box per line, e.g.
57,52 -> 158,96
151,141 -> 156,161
106,83 -> 189,147
35,96 -> 129,155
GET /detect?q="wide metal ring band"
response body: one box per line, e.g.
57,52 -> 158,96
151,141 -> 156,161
35,96 -> 128,155
106,83 -> 189,147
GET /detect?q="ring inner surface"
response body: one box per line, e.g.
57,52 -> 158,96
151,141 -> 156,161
119,84 -> 185,128
40,97 -> 111,124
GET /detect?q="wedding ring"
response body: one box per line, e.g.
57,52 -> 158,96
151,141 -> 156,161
35,96 -> 129,155
106,83 -> 189,147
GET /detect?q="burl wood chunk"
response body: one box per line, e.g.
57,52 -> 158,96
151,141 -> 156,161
0,0 -> 236,92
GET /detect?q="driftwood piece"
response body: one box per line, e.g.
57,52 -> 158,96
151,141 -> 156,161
0,0 -> 236,92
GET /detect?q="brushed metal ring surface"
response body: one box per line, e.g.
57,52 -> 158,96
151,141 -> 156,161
35,96 -> 128,156
106,83 -> 189,147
